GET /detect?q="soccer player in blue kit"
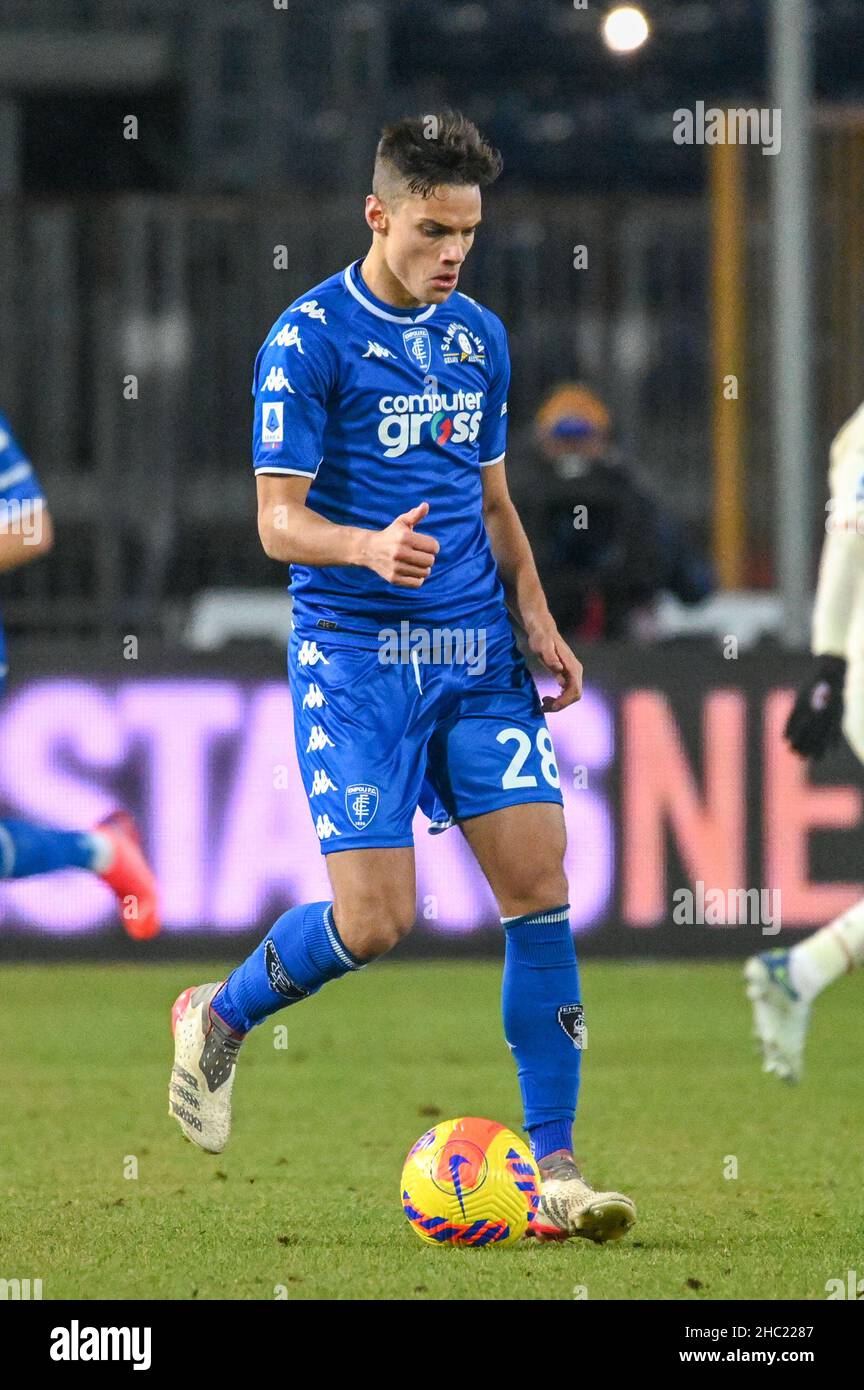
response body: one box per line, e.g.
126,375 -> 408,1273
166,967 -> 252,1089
0,411 -> 160,937
170,114 -> 635,1242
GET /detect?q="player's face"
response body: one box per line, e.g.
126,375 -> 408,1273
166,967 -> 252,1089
386,184 -> 482,305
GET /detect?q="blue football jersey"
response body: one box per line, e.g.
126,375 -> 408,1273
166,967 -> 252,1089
0,412 -> 45,689
252,259 -> 511,634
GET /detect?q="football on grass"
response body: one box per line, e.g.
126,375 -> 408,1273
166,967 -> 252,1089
401,1116 -> 540,1247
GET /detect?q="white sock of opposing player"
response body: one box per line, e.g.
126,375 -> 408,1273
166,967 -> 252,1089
788,903 -> 864,1002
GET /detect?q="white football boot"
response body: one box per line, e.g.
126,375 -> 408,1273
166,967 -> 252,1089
527,1152 -> 637,1244
744,950 -> 811,1083
169,982 -> 243,1153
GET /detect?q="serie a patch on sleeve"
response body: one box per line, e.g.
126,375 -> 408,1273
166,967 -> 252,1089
557,1004 -> 587,1049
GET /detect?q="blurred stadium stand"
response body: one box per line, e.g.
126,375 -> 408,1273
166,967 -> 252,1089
1,0 -> 863,641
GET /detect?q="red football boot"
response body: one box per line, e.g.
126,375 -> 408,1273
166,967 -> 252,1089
95,810 -> 161,940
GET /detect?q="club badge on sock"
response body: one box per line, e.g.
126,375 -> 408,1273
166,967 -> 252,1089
557,1004 -> 587,1049
264,939 -> 310,1002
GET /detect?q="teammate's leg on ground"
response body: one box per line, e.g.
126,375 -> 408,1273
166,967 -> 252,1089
0,810 -> 160,939
461,801 -> 635,1242
169,847 -> 416,1151
0,818 -> 105,878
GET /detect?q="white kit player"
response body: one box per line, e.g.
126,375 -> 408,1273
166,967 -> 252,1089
746,402 -> 864,1080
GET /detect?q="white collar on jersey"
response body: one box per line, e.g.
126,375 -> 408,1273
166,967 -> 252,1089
342,262 -> 439,325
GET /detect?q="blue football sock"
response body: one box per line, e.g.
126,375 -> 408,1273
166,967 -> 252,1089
213,900 -> 362,1033
501,904 -> 583,1164
0,819 -> 98,879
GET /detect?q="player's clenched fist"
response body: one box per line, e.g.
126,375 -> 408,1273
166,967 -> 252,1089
784,654 -> 846,759
364,501 -> 440,588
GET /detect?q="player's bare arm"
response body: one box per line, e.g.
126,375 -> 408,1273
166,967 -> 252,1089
256,474 -> 439,588
481,459 -> 582,711
0,500 -> 53,573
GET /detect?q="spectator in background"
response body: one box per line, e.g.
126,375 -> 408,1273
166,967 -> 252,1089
511,383 -> 714,640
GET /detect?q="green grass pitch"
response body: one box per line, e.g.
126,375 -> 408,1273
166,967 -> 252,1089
1,958 -> 860,1301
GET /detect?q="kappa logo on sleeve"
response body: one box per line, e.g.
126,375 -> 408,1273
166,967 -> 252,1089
297,299 -> 327,324
269,324 -> 305,353
261,367 -> 295,393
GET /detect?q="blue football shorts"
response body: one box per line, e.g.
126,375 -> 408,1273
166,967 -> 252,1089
289,611 -> 564,853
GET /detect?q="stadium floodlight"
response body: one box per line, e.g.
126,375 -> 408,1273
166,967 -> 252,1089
602,5 -> 651,54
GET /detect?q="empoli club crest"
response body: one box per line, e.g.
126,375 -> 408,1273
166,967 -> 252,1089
402,327 -> 432,372
346,783 -> 379,830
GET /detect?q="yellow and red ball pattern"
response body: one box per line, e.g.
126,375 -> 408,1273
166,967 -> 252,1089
401,1116 -> 541,1247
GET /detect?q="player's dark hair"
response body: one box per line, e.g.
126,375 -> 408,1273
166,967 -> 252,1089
373,112 -> 503,201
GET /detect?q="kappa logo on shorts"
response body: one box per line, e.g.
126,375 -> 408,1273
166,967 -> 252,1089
297,641 -> 329,667
264,938 -> 310,1001
309,768 -> 338,796
302,682 -> 326,709
345,783 -> 379,830
557,1004 -> 587,1049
